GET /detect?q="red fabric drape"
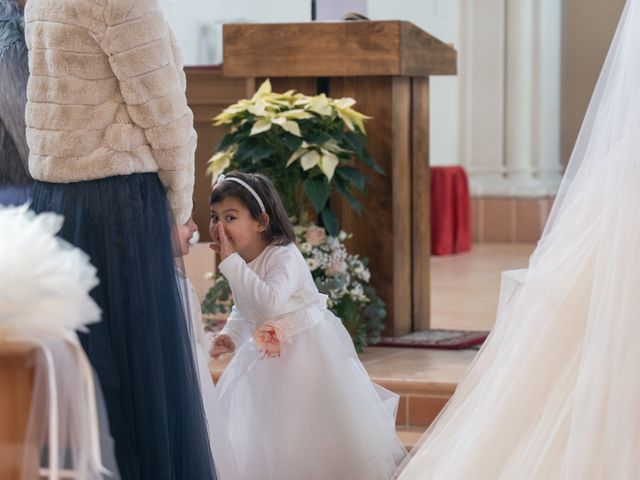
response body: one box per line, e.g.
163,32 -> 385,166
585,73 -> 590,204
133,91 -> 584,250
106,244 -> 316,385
430,166 -> 472,255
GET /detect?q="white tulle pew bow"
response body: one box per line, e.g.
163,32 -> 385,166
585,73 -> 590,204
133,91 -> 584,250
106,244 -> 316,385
0,206 -> 112,479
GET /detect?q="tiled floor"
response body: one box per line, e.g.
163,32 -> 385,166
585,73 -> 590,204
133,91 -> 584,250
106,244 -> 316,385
430,243 -> 535,331
359,347 -> 476,388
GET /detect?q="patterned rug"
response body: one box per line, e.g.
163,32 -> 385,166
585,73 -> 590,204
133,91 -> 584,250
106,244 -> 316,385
375,329 -> 489,350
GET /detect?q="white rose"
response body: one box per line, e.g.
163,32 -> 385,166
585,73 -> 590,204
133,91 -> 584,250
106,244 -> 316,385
361,269 -> 371,282
299,242 -> 313,254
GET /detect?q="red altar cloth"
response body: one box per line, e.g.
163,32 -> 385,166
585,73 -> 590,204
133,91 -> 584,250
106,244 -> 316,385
431,166 -> 472,255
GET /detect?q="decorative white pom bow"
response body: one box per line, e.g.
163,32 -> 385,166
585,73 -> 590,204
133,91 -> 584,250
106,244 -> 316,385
0,206 -> 111,480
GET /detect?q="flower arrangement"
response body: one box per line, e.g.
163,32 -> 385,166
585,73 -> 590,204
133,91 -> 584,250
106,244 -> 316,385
295,224 -> 386,351
202,80 -> 387,351
201,224 -> 386,352
206,79 -> 382,235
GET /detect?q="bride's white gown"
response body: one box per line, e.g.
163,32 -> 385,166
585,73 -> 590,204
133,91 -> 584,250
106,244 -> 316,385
397,1 -> 640,479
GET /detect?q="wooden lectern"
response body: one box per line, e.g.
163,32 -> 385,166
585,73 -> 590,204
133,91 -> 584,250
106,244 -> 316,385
222,21 -> 457,335
210,21 -> 455,335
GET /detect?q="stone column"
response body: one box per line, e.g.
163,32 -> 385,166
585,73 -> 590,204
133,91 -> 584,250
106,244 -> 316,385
459,0 -> 511,195
504,0 -> 546,196
534,0 -> 563,194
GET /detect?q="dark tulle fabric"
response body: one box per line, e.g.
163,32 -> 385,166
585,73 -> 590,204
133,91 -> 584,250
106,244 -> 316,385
0,184 -> 31,206
31,173 -> 216,480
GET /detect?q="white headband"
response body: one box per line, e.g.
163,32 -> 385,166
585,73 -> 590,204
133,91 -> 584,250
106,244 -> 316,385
215,174 -> 266,213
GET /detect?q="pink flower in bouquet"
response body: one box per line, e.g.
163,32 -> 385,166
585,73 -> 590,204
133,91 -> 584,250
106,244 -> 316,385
325,259 -> 346,276
254,322 -> 284,357
305,226 -> 326,247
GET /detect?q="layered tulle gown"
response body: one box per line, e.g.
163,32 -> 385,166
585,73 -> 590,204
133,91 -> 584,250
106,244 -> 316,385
396,1 -> 640,479
32,173 -> 217,479
215,243 -> 407,480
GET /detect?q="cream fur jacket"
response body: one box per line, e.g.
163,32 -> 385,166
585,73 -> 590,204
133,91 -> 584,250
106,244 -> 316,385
24,0 -> 196,223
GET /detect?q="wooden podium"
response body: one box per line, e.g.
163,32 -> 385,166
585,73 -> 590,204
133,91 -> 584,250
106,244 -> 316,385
190,21 -> 456,335
223,21 -> 457,335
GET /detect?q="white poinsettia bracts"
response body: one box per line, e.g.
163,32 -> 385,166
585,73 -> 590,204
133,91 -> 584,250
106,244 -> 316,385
207,79 -> 372,185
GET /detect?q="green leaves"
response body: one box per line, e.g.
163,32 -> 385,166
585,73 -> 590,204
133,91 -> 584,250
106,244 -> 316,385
304,176 -> 329,213
320,209 -> 339,237
344,131 -> 384,174
235,140 -> 274,164
304,129 -> 334,145
336,166 -> 366,191
201,276 -> 232,316
333,174 -> 362,215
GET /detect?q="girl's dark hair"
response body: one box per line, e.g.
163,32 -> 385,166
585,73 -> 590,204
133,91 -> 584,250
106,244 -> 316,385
209,171 -> 295,246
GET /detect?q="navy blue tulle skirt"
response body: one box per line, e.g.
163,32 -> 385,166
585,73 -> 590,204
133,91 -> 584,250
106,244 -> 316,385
31,173 -> 216,480
0,184 -> 31,206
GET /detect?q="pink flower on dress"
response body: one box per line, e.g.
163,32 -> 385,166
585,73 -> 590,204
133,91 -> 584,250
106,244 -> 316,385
304,226 -> 326,246
254,322 -> 284,358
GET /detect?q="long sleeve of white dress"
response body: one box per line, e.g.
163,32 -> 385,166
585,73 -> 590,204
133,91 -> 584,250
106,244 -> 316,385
220,305 -> 250,347
217,247 -> 302,319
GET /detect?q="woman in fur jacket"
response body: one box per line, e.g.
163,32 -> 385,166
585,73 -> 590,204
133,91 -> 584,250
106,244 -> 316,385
25,0 -> 217,478
0,0 -> 31,206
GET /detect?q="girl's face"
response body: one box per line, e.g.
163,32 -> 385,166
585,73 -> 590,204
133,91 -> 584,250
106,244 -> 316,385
209,196 -> 267,258
176,216 -> 198,256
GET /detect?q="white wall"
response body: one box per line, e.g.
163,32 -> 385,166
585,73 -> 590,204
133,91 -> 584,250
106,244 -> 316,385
160,0 -> 565,190
368,0 -> 460,166
161,0 -> 458,165
160,0 -> 312,65
316,0 -> 368,20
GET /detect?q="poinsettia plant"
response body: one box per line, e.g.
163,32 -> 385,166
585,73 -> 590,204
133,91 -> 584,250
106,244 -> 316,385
206,79 -> 382,235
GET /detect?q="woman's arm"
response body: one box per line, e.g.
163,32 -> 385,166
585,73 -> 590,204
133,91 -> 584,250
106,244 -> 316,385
97,0 -> 196,223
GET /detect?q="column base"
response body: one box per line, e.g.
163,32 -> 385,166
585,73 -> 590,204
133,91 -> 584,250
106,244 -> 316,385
472,195 -> 554,243
505,173 -> 548,196
469,174 -> 511,196
537,172 -> 563,195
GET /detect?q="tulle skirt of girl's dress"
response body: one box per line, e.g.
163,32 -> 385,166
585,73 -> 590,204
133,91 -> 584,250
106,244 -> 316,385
31,173 -> 217,479
194,338 -> 241,480
216,309 -> 407,480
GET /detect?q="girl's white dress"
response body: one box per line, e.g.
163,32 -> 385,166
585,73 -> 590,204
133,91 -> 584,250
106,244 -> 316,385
216,243 -> 406,480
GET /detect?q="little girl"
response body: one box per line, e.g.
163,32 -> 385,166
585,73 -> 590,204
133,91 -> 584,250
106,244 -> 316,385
209,172 -> 406,480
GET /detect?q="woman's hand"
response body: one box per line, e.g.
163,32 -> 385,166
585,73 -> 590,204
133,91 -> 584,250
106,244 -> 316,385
210,334 -> 235,359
